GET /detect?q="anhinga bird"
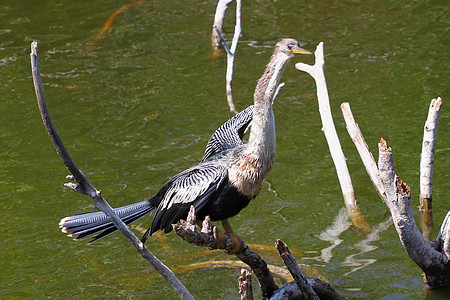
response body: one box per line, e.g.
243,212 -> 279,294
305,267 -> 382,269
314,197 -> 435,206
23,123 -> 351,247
59,39 -> 311,249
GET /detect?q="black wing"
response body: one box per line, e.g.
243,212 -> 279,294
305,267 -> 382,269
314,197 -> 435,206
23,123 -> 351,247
201,105 -> 253,162
141,161 -> 228,241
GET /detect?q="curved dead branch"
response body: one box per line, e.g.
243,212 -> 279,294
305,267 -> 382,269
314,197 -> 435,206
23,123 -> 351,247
30,41 -> 194,300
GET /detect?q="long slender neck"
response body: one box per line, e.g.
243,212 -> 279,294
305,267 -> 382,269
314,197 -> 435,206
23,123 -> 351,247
247,48 -> 292,155
228,46 -> 293,199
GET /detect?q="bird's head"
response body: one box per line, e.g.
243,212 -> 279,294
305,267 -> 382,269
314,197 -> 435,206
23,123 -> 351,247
276,38 -> 311,57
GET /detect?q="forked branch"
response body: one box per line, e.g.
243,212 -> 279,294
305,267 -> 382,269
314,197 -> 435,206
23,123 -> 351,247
378,138 -> 450,288
174,207 -> 345,299
213,0 -> 242,113
30,41 -> 194,300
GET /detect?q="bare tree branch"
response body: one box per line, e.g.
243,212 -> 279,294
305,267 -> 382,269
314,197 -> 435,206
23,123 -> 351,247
437,211 -> 450,259
213,25 -> 231,55
270,279 -> 344,300
420,97 -> 442,204
174,209 -> 346,299
30,41 -> 194,300
420,97 -> 442,240
295,43 -> 356,210
211,0 -> 234,50
378,138 -> 450,288
295,43 -> 368,232
341,102 -> 386,204
275,240 -> 319,300
212,0 -> 241,113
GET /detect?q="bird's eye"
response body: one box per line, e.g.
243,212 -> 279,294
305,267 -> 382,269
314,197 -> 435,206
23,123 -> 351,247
288,44 -> 293,50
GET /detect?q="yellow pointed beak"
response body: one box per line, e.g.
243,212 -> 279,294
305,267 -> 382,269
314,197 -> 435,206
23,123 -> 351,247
291,46 -> 312,55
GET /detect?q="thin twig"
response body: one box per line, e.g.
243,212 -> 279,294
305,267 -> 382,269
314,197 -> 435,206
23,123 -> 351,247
30,41 -> 194,300
213,25 -> 231,55
226,0 -> 241,113
213,0 -> 241,113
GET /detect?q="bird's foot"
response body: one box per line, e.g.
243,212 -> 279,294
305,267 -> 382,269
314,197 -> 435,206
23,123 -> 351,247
226,232 -> 245,254
173,208 -> 246,254
212,227 -> 227,249
212,228 -> 245,254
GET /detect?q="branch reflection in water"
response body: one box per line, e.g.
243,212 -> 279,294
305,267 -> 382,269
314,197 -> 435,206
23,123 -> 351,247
341,216 -> 393,276
304,207 -> 393,276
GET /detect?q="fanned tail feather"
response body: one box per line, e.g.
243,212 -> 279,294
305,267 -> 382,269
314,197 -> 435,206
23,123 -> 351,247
59,200 -> 154,242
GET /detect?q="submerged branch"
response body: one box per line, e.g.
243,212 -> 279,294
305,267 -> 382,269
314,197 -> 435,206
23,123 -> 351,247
30,41 -> 194,300
86,0 -> 146,52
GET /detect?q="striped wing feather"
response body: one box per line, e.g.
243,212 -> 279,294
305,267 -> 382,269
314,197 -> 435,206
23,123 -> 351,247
142,162 -> 228,240
202,105 -> 253,162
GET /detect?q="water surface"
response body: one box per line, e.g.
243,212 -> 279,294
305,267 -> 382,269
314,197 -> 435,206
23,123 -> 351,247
1,0 -> 449,298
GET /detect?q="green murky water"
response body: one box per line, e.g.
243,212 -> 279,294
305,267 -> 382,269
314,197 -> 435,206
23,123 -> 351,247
1,0 -> 448,298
